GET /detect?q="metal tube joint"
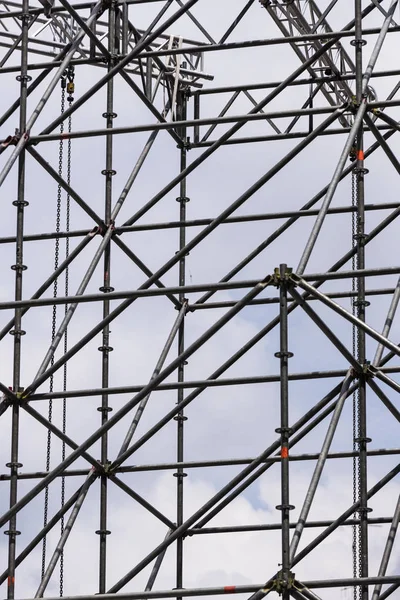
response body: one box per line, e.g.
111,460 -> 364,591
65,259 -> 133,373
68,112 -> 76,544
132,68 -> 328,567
273,265 -> 293,287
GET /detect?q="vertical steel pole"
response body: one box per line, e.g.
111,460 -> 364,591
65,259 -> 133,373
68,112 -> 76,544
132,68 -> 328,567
97,1 -> 116,592
354,2 -> 369,599
277,264 -> 293,599
175,87 -> 189,600
6,0 -> 29,595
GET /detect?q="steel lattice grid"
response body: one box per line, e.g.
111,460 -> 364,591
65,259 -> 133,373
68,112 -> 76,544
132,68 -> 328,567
0,1 -> 399,599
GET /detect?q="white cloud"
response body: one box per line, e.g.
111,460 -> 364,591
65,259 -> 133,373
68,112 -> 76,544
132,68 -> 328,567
0,1 -> 399,599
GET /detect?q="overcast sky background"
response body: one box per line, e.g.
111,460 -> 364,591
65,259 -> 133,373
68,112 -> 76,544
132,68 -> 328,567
0,1 -> 399,598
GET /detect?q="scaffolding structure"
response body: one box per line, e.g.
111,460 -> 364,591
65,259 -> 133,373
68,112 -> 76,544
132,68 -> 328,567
0,0 -> 400,599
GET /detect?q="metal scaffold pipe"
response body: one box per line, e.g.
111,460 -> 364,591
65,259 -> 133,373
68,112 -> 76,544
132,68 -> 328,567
0,0 -> 399,597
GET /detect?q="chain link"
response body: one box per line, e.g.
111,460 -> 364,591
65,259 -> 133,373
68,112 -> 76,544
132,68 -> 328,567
41,76 -> 65,581
60,90 -> 73,600
59,65 -> 74,598
41,69 -> 73,594
351,168 -> 361,600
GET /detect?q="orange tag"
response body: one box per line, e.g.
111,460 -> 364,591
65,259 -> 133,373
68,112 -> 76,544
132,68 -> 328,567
281,447 -> 289,458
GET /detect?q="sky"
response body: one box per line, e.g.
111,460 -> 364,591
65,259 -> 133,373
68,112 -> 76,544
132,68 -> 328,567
0,0 -> 399,599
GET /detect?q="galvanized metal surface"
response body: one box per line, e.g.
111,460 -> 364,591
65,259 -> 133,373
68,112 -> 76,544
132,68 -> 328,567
0,1 -> 399,599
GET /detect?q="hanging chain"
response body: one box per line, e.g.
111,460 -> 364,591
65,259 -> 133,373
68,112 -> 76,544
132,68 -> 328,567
351,166 -> 361,600
41,74 -> 66,581
59,64 -> 74,599
41,67 -> 74,594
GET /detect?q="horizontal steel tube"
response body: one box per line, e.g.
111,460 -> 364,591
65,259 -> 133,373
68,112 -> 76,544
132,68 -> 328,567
18,577 -> 400,600
127,25 -> 400,58
25,365 -> 400,401
192,123 -> 394,146
26,100 -> 400,145
0,0 -> 171,20
189,517 -> 393,535
28,105 -> 343,144
191,287 -> 400,310
0,201 -> 397,245
196,68 -> 400,96
2,448 -> 398,480
0,57 -> 103,75
0,59 -> 395,90
25,99 -> 400,144
302,266 -> 400,281
0,266 -> 398,311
